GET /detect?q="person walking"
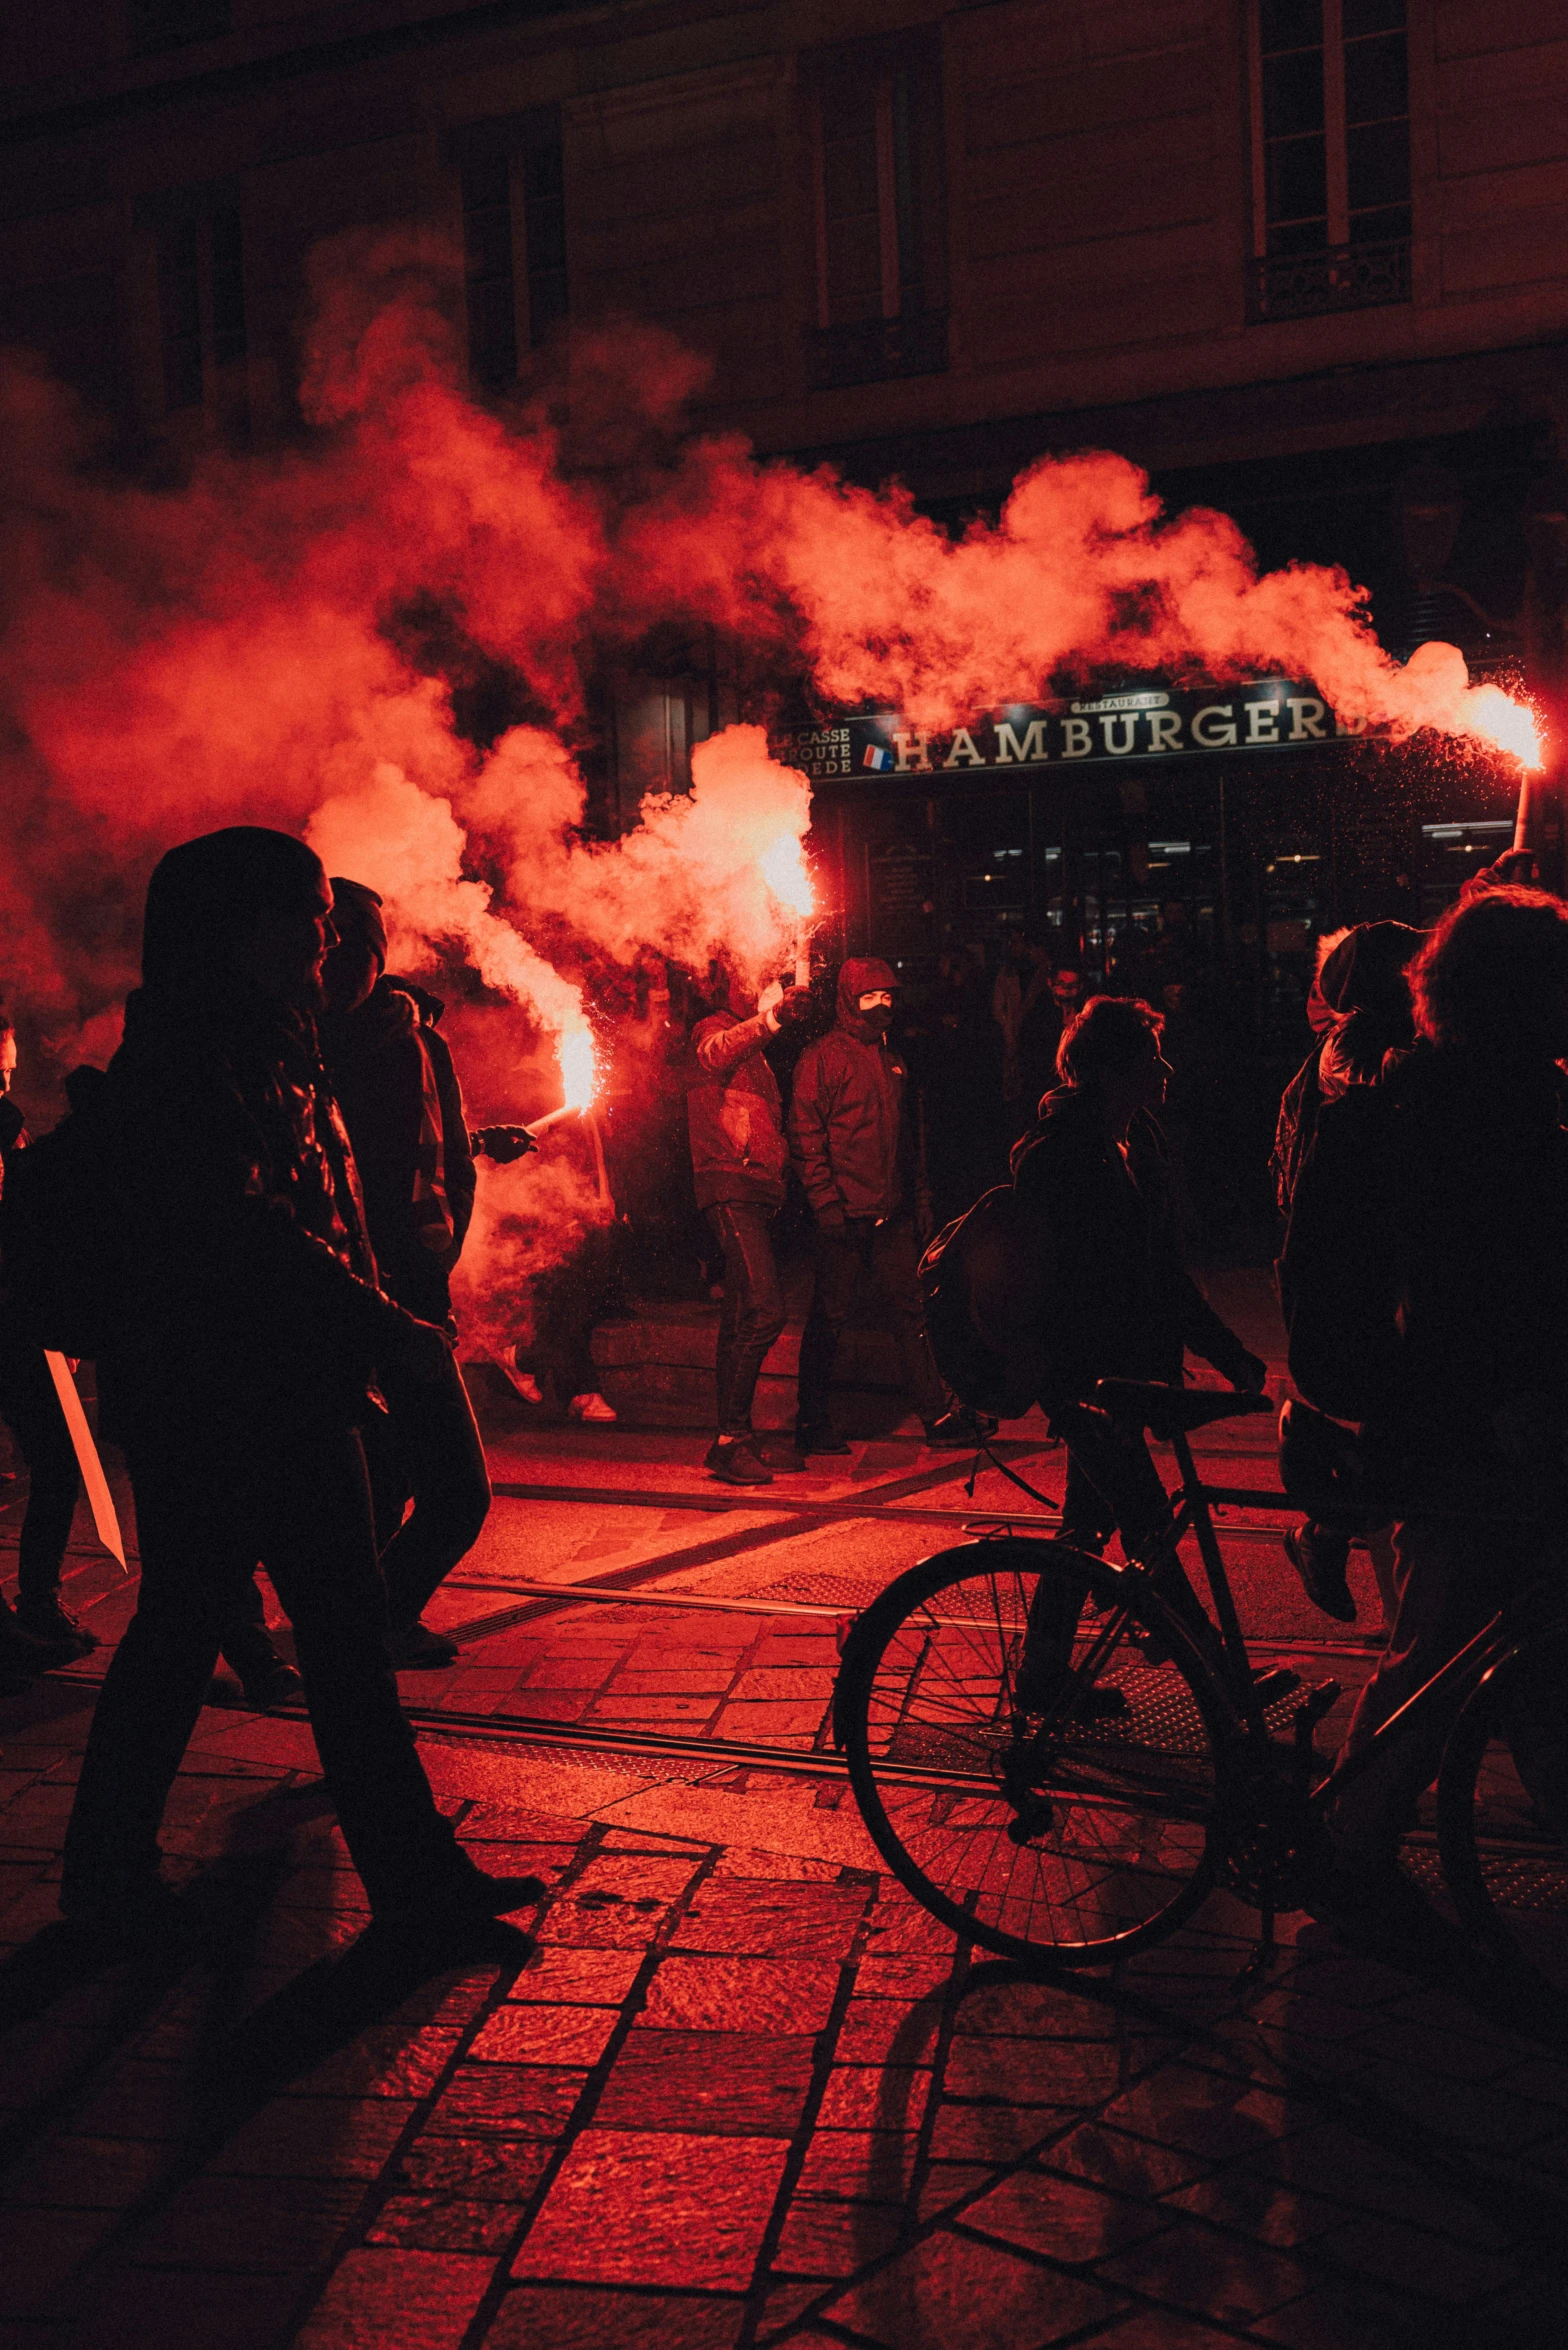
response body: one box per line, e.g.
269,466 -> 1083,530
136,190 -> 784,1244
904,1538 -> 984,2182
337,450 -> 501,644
1271,920 -> 1420,1627
60,828 -> 540,1940
1282,885 -> 1568,1931
0,1017 -> 92,1677
687,969 -> 811,1484
789,957 -> 974,1455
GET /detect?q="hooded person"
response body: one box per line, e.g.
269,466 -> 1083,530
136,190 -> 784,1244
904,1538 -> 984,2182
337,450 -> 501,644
60,828 -> 541,1941
687,965 -> 811,1485
1272,920 -> 1421,1627
788,956 -> 975,1454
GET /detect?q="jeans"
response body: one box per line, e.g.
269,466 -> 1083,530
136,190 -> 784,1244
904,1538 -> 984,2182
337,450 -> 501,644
704,1203 -> 786,1437
361,1349 -> 492,1627
0,1338 -> 82,1608
797,1214 -> 945,1434
63,1425 -> 471,1916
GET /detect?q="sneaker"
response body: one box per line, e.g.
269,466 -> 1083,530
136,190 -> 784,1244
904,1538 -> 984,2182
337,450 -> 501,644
1284,1523 -> 1357,1624
923,1409 -> 991,1450
375,1869 -> 548,1934
705,1436 -> 773,1486
795,1425 -> 851,1456
0,1609 -> 82,1675
514,1372 -> 546,1405
390,1619 -> 460,1669
15,1594 -> 98,1656
239,1658 -> 304,1710
568,1392 -> 618,1423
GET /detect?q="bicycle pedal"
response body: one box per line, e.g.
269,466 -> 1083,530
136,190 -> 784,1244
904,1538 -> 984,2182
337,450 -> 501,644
1292,1679 -> 1342,1749
1251,1666 -> 1301,1708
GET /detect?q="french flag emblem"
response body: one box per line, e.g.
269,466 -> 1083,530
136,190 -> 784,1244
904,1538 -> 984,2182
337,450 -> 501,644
863,744 -> 893,771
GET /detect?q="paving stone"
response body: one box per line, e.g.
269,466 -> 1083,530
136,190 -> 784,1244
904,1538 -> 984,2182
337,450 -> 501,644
1093,2067 -> 1305,2162
515,2129 -> 788,2289
131,2174 -> 362,2271
592,2028 -> 814,2137
1247,2277 -> 1434,2348
0,2132 -> 170,2210
365,2194 -> 521,2253
543,1855 -> 702,1948
285,2025 -> 463,2101
293,2246 -> 495,2348
927,2104 -> 1074,2164
637,1953 -> 840,2034
791,2131 -> 920,2203
816,2064 -> 931,2131
70,2060 -> 205,2143
395,2136 -> 554,2204
1095,2219 -> 1316,2324
1088,2313 -> 1259,2348
671,1880 -> 870,1958
425,2066 -> 587,2139
468,2007 -> 619,2068
505,1950 -> 644,2005
1317,2211 -> 1520,2302
0,2203 -> 118,2316
853,1955 -> 959,2001
485,2282 -> 746,2347
706,1704 -> 824,1740
821,2224 -> 1124,2349
832,1999 -> 943,2064
942,2034 -> 1140,2108
209,2095 -> 419,2178
1045,2124 -> 1215,2198
959,2167 -> 1170,2263
47,2265 -> 305,2350
771,2195 -> 903,2275
1164,2170 -> 1348,2249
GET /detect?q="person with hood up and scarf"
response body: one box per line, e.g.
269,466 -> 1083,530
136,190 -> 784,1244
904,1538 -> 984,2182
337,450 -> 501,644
687,968 -> 813,1484
1009,995 -> 1267,1702
1272,920 -> 1421,1626
788,957 -> 975,1454
60,828 -> 541,1941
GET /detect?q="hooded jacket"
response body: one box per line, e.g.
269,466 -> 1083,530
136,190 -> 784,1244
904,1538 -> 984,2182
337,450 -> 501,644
1283,1041 -> 1568,1494
686,1006 -> 788,1212
1011,1083 -> 1256,1408
1271,921 -> 1420,1214
787,958 -> 906,1222
323,978 -> 477,1325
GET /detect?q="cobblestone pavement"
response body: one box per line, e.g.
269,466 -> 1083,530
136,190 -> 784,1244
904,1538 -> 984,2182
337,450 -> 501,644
1,1293 -> 1565,2347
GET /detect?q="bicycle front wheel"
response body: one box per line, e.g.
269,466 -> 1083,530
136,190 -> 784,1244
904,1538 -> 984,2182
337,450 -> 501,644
1436,1626 -> 1568,2004
835,1537 -> 1229,1966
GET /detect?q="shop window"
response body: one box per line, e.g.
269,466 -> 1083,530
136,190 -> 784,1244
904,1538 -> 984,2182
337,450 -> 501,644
156,201 -> 246,417
131,1 -> 230,55
455,110 -> 568,392
1247,0 -> 1410,323
805,31 -> 947,391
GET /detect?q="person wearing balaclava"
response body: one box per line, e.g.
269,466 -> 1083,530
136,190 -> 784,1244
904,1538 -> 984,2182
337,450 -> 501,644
788,957 -> 976,1454
59,828 -> 541,1941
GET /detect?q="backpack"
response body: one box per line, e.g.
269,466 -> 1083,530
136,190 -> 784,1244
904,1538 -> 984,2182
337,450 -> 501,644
0,1071 -> 123,1356
917,1182 -> 1044,1420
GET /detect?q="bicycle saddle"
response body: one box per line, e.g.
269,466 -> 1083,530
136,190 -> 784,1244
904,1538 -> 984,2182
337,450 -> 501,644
1091,1380 -> 1273,1439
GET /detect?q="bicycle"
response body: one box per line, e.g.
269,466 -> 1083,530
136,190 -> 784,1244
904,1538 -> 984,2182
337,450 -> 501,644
832,1378 -> 1568,2000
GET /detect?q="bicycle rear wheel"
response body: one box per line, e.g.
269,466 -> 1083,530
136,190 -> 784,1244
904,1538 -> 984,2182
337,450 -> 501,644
835,1537 -> 1229,1966
1436,1627 -> 1568,2004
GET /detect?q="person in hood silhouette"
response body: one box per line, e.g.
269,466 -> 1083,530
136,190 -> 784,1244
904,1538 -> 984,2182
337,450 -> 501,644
788,957 -> 975,1455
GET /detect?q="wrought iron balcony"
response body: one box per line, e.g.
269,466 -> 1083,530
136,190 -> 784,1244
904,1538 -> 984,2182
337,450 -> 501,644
1247,237 -> 1411,325
805,308 -> 949,392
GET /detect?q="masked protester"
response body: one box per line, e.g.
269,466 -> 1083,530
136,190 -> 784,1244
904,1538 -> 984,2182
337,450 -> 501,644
60,829 -> 540,1941
0,1019 -> 93,1679
1282,886 -> 1568,1934
788,957 -> 975,1454
687,970 -> 811,1484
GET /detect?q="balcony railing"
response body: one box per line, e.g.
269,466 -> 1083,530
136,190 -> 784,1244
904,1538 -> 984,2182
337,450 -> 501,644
1247,237 -> 1411,325
805,308 -> 949,392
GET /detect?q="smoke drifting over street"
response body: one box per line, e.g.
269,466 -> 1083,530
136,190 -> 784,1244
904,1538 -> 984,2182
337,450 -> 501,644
0,231 -> 1536,1089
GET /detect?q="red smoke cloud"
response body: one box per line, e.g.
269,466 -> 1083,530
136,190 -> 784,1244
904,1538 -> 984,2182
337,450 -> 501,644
0,230 -> 1537,1112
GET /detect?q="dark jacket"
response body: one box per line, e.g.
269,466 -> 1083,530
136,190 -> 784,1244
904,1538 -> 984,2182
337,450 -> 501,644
100,981 -> 414,1449
1282,1042 -> 1568,1493
323,979 -> 477,1325
788,958 -> 906,1222
1011,1084 -> 1255,1409
1272,921 -> 1421,1215
686,1009 -> 788,1212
